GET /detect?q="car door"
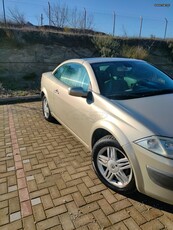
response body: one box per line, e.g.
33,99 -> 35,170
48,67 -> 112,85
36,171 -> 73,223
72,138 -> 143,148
52,62 -> 94,146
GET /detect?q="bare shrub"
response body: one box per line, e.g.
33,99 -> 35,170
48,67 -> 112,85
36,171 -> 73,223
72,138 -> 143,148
92,35 -> 120,57
167,40 -> 173,61
8,7 -> 26,25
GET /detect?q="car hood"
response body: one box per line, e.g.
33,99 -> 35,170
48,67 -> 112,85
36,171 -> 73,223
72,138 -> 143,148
112,94 -> 173,137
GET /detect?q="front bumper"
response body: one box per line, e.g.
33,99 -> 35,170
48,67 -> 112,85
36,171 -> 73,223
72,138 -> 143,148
128,143 -> 173,205
147,166 -> 173,191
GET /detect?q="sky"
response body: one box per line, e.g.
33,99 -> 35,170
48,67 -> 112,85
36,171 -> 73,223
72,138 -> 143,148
0,0 -> 173,38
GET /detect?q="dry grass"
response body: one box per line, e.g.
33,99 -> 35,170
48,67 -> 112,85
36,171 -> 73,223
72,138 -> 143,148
122,46 -> 149,60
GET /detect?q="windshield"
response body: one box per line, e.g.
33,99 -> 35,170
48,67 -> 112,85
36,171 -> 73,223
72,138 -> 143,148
91,60 -> 173,100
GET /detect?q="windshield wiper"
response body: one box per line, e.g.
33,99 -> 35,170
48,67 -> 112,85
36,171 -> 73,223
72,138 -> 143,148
141,89 -> 173,97
106,93 -> 142,100
106,89 -> 173,100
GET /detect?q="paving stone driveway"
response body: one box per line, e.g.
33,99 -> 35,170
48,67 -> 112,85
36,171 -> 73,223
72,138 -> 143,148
0,101 -> 173,230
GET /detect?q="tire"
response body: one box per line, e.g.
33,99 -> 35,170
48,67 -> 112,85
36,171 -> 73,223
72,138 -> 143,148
42,95 -> 53,122
92,135 -> 136,194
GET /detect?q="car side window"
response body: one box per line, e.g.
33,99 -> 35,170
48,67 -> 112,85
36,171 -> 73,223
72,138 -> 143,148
54,63 -> 91,91
54,65 -> 68,79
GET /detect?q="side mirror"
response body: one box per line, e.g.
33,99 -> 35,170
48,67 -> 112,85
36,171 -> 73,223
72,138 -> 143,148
68,87 -> 88,98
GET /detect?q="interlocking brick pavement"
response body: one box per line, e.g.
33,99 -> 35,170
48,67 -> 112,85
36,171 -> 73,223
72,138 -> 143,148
0,101 -> 173,230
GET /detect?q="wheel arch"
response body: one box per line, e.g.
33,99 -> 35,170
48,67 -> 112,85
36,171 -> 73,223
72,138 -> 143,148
41,88 -> 48,100
90,121 -> 144,192
91,128 -> 112,149
41,91 -> 45,99
90,121 -> 129,150
41,88 -> 51,109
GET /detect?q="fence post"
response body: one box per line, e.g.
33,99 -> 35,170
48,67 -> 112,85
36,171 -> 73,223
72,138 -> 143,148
112,11 -> 116,36
164,18 -> 168,39
41,14 -> 43,26
139,16 -> 143,38
84,8 -> 87,30
48,1 -> 51,26
2,0 -> 7,25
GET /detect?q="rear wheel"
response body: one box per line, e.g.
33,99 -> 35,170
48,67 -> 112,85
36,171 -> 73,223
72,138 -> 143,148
42,95 -> 53,122
92,135 -> 136,194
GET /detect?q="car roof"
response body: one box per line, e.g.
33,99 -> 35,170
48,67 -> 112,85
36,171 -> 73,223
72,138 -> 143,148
64,57 -> 145,65
83,57 -> 143,64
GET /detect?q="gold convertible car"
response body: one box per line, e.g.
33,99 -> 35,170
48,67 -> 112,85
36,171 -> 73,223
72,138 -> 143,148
41,58 -> 173,205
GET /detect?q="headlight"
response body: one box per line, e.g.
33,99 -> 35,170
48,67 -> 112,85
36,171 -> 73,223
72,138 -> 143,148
135,136 -> 173,159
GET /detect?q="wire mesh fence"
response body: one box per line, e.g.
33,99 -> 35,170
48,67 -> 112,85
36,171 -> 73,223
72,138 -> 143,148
91,12 -> 173,39
0,2 -> 173,39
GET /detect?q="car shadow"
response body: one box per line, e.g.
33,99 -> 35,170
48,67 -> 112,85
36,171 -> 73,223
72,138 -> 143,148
51,118 -> 61,125
15,104 -> 61,124
127,191 -> 173,213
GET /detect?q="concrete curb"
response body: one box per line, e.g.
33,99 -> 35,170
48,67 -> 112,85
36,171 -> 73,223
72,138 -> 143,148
0,95 -> 41,105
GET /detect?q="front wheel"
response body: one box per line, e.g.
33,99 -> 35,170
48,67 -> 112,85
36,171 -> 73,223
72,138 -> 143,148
92,135 -> 136,194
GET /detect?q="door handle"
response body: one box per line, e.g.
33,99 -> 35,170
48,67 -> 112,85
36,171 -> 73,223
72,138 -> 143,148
54,89 -> 59,94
